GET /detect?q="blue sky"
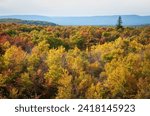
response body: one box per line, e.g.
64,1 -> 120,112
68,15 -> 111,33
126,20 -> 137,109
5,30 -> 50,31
0,0 -> 150,16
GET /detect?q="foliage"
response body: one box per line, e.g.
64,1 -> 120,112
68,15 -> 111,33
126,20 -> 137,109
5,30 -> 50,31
116,16 -> 123,29
0,23 -> 150,98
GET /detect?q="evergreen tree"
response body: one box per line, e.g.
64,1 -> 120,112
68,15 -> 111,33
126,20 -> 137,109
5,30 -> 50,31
116,16 -> 123,29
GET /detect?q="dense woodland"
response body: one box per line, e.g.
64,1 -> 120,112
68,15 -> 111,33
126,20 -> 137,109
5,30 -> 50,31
0,23 -> 150,99
0,18 -> 57,26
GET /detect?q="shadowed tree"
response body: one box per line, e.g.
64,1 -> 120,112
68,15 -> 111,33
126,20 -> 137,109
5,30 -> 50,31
116,16 -> 123,29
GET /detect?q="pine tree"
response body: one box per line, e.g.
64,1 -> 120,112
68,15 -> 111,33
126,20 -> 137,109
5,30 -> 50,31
116,16 -> 123,29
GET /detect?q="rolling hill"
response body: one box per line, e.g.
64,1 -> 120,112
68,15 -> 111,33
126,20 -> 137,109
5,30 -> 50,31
0,15 -> 150,26
0,18 -> 57,26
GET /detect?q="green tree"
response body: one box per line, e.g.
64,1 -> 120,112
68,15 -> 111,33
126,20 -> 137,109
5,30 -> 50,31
116,16 -> 123,29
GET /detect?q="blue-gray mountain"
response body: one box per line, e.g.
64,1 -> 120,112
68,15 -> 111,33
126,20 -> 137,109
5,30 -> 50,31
0,15 -> 150,26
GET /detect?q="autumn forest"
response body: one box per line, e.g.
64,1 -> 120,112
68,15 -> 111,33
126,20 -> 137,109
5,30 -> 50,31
0,23 -> 150,99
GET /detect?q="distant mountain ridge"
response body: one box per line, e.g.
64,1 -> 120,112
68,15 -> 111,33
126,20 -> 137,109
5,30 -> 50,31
0,18 -> 57,26
0,15 -> 150,26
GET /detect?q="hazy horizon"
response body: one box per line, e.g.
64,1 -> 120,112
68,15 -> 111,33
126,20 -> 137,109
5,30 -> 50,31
0,14 -> 150,17
0,0 -> 150,16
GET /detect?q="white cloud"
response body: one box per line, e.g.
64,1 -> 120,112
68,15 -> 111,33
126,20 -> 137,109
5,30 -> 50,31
0,0 -> 150,16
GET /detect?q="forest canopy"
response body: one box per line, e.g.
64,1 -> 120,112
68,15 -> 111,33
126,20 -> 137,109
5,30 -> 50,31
0,23 -> 150,99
